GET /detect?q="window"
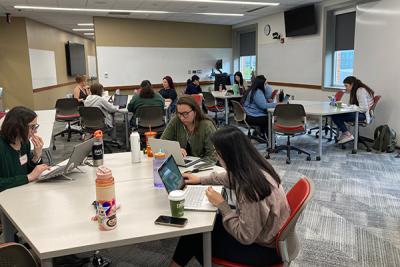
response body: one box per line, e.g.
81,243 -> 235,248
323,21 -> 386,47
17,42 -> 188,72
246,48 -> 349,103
323,8 -> 356,88
240,55 -> 256,80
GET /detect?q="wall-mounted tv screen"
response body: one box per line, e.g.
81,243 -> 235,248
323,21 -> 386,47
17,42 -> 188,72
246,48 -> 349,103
284,4 -> 317,37
65,42 -> 86,76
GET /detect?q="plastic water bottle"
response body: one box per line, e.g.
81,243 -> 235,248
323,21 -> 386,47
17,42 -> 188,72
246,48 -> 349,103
130,132 -> 141,163
92,130 -> 104,167
95,166 -> 117,231
153,151 -> 166,188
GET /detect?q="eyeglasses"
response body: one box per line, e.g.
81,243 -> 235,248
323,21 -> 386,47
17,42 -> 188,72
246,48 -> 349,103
29,124 -> 40,131
177,110 -> 193,119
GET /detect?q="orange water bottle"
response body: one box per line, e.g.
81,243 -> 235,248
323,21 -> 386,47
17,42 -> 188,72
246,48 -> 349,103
95,166 -> 117,231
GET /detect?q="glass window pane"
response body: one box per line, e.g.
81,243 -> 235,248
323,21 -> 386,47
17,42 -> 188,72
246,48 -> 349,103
333,50 -> 354,86
240,55 -> 256,80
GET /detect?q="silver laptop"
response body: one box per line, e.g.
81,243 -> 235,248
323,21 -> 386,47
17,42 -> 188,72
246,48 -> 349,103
158,155 -> 223,211
149,139 -> 201,167
39,138 -> 94,180
113,94 -> 128,109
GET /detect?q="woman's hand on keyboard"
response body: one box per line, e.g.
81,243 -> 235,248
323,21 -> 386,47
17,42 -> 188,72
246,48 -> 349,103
182,173 -> 200,185
28,164 -> 49,182
205,187 -> 224,206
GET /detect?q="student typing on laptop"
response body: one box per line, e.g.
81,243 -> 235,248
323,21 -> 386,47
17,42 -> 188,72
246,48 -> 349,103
169,126 -> 290,267
161,96 -> 217,164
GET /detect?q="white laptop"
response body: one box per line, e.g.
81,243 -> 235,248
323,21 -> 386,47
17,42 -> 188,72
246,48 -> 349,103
39,138 -> 94,181
149,138 -> 201,167
158,155 -> 223,211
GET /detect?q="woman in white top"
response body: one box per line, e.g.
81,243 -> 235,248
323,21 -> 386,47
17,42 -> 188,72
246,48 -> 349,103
332,76 -> 375,144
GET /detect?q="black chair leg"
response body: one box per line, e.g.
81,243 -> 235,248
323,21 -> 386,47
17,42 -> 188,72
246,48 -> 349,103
286,136 -> 291,164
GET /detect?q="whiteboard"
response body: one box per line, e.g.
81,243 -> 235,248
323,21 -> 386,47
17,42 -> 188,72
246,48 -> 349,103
88,55 -> 97,78
29,49 -> 57,89
96,47 -> 232,86
258,37 -> 322,84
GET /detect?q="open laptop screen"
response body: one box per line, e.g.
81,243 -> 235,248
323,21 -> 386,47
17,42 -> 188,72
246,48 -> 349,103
113,95 -> 128,108
158,156 -> 185,194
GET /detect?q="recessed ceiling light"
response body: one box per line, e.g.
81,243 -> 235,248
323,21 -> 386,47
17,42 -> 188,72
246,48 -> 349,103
195,12 -> 243,16
84,33 -> 95,35
173,0 -> 279,6
72,28 -> 94,31
14,6 -> 172,14
78,23 -> 94,26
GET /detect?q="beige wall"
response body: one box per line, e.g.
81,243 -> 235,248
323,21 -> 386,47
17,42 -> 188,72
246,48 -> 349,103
25,19 -> 96,110
94,17 -> 232,48
0,17 -> 34,109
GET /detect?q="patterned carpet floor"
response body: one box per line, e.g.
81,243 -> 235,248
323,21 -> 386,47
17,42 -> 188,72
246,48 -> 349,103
49,120 -> 400,267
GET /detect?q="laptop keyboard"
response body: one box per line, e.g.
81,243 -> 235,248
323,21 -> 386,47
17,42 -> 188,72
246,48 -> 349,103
185,187 -> 206,207
40,165 -> 65,180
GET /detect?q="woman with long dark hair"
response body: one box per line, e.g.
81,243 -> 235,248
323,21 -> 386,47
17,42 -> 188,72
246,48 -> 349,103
169,126 -> 290,267
233,71 -> 248,94
161,96 -> 216,163
242,75 -> 277,138
332,76 -> 375,144
127,80 -> 165,125
159,75 -> 178,112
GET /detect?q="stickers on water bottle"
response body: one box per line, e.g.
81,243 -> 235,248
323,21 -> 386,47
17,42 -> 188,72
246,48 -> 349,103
96,199 -> 117,230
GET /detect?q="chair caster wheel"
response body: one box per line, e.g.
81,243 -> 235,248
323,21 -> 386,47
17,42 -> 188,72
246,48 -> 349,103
286,159 -> 291,164
366,148 -> 371,152
352,149 -> 357,154
307,130 -> 312,134
306,156 -> 311,161
315,135 -> 319,138
327,138 -> 332,142
67,139 -> 71,142
316,156 -> 321,161
53,145 -> 56,151
265,154 -> 270,159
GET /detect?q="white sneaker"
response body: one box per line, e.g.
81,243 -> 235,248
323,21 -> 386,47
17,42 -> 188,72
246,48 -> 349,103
338,134 -> 354,144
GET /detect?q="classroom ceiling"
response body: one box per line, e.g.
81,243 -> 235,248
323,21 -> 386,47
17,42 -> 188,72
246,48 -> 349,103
0,0 -> 323,39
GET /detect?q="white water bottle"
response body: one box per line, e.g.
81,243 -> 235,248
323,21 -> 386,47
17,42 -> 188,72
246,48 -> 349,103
130,132 -> 141,163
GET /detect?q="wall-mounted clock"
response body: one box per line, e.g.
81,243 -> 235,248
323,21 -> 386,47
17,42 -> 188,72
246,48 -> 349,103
264,24 -> 271,36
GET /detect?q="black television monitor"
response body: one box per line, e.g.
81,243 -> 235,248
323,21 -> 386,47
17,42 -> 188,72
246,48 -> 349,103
284,4 -> 317,37
65,42 -> 86,76
214,73 -> 230,91
215,59 -> 222,70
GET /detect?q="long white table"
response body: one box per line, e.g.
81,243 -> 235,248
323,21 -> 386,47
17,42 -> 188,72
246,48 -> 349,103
0,152 -> 225,267
211,91 -> 242,125
268,101 -> 360,160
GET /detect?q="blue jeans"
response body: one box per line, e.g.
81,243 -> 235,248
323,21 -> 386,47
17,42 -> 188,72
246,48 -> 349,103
331,112 -> 366,133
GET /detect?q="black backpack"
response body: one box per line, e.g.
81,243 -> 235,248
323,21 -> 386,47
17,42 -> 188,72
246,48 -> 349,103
372,125 -> 397,153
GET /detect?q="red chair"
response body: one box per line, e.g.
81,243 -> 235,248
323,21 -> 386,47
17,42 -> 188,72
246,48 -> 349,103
190,94 -> 203,107
202,92 -> 225,126
271,90 -> 279,101
213,176 -> 314,267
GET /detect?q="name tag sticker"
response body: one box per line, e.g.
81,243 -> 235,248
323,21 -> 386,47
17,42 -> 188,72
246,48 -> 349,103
19,154 -> 28,166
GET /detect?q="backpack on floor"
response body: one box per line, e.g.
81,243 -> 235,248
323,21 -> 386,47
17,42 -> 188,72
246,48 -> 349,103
372,125 -> 397,153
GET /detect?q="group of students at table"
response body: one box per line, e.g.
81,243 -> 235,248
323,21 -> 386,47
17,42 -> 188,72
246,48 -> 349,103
0,73 -> 374,266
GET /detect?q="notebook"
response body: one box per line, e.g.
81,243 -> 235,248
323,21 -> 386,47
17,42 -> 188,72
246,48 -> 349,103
39,138 -> 94,180
158,155 -> 223,211
149,138 -> 201,167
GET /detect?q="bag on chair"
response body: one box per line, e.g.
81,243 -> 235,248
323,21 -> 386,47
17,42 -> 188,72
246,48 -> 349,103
372,125 -> 397,153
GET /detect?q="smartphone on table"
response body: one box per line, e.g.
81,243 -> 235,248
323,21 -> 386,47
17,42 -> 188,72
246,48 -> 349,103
154,215 -> 188,228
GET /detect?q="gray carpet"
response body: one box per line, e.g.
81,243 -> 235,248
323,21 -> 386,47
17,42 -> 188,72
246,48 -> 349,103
49,120 -> 400,267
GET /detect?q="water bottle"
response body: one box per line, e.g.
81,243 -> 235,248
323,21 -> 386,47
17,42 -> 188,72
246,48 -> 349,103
130,131 -> 141,163
95,166 -> 117,231
153,151 -> 166,188
92,130 -> 104,167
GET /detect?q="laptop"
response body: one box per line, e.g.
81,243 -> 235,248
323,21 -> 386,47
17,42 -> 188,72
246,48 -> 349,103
113,95 -> 128,109
148,139 -> 201,167
39,138 -> 94,180
158,156 -> 223,211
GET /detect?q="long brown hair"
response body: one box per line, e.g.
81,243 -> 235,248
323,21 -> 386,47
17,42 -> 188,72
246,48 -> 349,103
0,106 -> 37,144
343,76 -> 374,106
176,96 -> 214,132
139,80 -> 154,99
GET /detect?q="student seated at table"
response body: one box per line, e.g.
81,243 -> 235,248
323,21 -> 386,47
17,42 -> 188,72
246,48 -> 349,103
159,75 -> 178,112
233,71 -> 248,94
84,83 -> 120,135
127,80 -> 165,126
73,74 -> 90,104
169,126 -> 290,267
242,75 -> 277,138
161,96 -> 216,163
0,106 -> 48,192
185,75 -> 202,95
332,76 -> 375,144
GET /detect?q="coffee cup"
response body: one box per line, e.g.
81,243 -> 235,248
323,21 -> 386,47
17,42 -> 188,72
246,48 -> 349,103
336,101 -> 343,108
168,190 -> 185,218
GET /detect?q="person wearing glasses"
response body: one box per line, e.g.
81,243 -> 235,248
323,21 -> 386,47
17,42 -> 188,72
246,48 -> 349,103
169,126 -> 289,267
0,106 -> 48,192
161,96 -> 217,163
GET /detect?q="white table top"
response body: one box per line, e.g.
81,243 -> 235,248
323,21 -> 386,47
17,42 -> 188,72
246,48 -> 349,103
269,100 -> 359,116
211,91 -> 243,99
103,94 -> 171,111
0,179 -> 217,259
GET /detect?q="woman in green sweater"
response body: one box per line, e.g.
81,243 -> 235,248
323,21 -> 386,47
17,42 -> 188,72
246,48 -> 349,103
161,96 -> 217,163
0,106 -> 48,192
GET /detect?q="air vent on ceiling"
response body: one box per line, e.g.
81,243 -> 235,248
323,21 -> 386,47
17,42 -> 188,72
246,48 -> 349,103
108,12 -> 131,15
246,6 -> 268,13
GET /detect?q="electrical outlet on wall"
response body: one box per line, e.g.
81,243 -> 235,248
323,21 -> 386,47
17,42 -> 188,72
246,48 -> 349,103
192,70 -> 197,74
197,70 -> 202,74
104,72 -> 109,79
188,70 -> 191,74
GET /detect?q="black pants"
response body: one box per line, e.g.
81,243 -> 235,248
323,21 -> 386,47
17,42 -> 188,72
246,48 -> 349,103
173,214 -> 282,266
245,115 -> 269,136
